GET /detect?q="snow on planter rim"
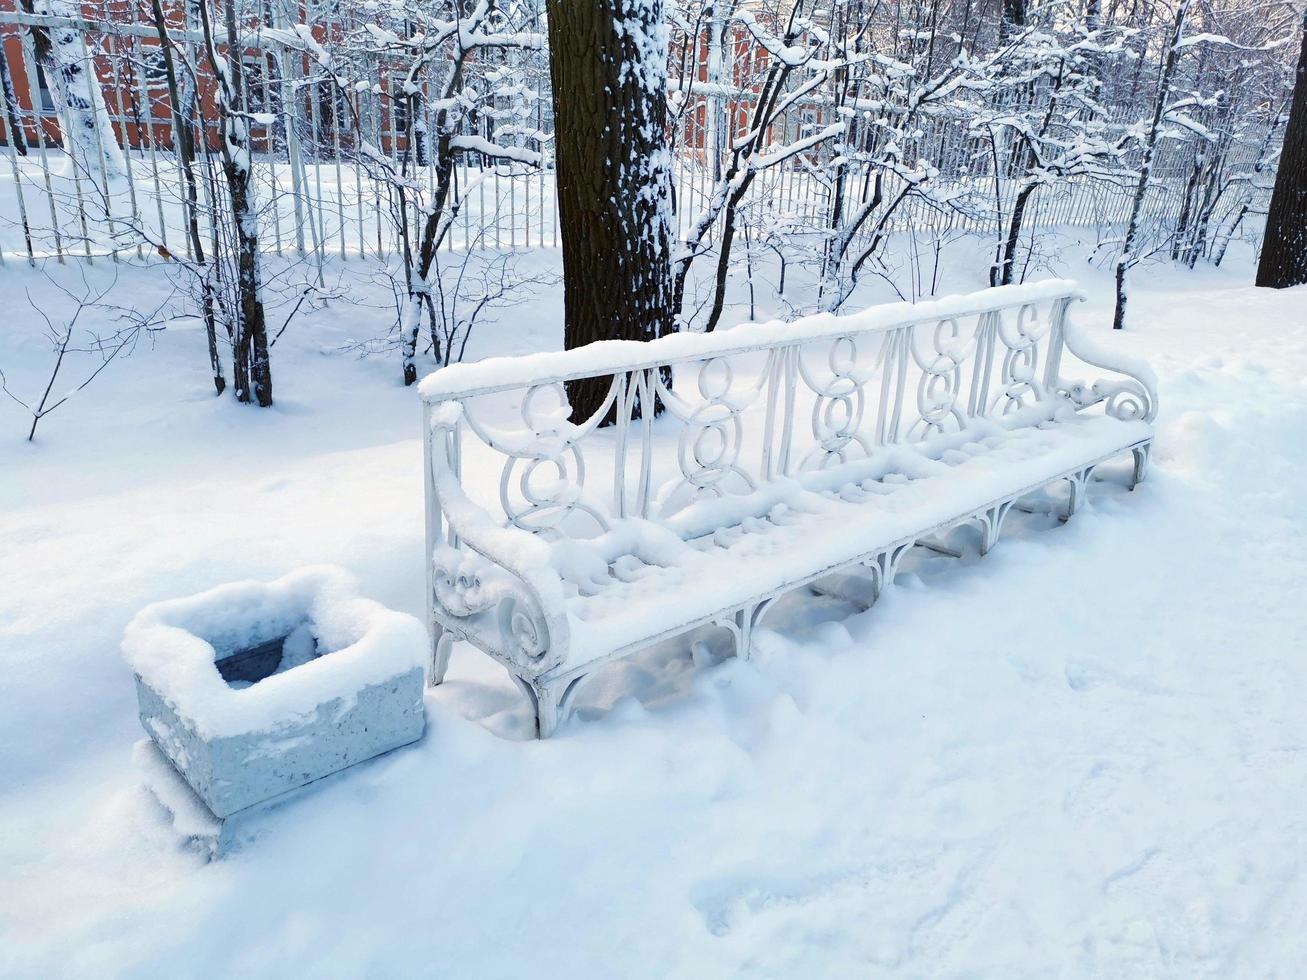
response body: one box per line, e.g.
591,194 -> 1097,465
122,566 -> 428,740
418,279 -> 1086,400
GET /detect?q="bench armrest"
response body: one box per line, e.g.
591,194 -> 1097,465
1059,317 -> 1159,424
427,402 -> 570,676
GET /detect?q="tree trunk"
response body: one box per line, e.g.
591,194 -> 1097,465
704,183 -> 748,332
0,45 -> 27,155
20,0 -> 125,187
1114,0 -> 1190,329
1170,144 -> 1203,261
547,0 -> 675,422
149,0 -> 224,395
1213,109 -> 1285,267
1257,11 -> 1307,289
402,78 -> 463,386
200,0 -> 271,405
222,0 -> 271,406
995,182 -> 1037,286
1000,0 -> 1026,42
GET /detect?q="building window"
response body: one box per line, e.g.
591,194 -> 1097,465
142,49 -> 170,90
392,94 -> 408,136
34,62 -> 56,113
242,58 -> 269,116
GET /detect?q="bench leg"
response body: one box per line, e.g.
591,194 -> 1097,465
428,624 -> 454,688
868,541 -> 914,597
733,606 -> 755,662
1130,443 -> 1151,490
534,679 -> 561,739
1065,466 -> 1093,520
978,500 -> 1015,556
513,674 -> 588,739
716,597 -> 780,662
727,602 -> 761,662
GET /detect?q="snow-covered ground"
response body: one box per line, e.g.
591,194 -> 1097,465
2,238 -> 1305,977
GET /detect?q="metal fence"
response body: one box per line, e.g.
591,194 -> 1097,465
0,6 -> 1268,267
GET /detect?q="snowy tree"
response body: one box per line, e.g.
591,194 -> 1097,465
1113,0 -> 1192,330
0,270 -> 158,440
1153,1 -> 1299,269
668,0 -> 844,330
1210,112 -> 1286,267
1258,8 -> 1307,288
196,0 -> 273,404
297,0 -> 547,384
70,0 -> 350,406
816,2 -> 1006,310
146,0 -> 224,396
979,22 -> 1131,286
19,0 -> 125,189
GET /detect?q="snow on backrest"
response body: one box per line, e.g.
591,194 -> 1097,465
422,282 -> 1080,539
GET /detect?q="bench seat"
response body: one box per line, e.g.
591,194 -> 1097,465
555,411 -> 1151,669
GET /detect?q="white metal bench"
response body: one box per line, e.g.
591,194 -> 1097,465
419,280 -> 1157,737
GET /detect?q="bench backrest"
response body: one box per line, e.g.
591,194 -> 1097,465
420,281 -> 1083,539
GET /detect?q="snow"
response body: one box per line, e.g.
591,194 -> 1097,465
552,414 -> 1152,667
420,278 -> 1084,399
1174,32 -> 1296,51
3,238 -> 1307,975
751,121 -> 847,170
123,566 -> 428,738
734,9 -> 814,67
448,134 -> 542,166
1063,317 -> 1158,399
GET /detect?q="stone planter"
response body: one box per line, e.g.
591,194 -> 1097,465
124,567 -> 427,833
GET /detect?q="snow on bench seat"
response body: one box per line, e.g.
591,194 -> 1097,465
420,281 -> 1157,736
556,413 -> 1151,668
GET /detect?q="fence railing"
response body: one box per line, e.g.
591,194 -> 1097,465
0,7 -> 1269,268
